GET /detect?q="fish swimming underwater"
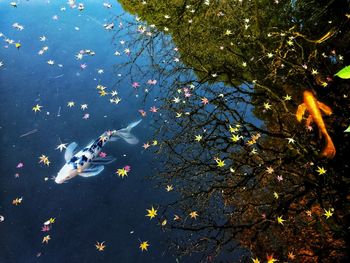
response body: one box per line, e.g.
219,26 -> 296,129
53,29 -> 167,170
296,90 -> 336,158
55,120 -> 141,184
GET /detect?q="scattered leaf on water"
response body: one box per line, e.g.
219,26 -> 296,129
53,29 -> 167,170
334,65 -> 350,79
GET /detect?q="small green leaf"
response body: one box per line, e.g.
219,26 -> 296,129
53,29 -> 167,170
334,65 -> 350,79
344,125 -> 350,133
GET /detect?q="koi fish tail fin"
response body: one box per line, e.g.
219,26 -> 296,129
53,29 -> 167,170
321,134 -> 336,159
112,120 -> 142,145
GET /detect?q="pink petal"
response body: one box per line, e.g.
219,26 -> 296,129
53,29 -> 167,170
99,152 -> 107,158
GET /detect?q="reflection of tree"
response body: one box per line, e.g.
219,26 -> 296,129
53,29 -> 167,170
119,0 -> 349,86
153,93 -> 349,261
114,0 -> 350,261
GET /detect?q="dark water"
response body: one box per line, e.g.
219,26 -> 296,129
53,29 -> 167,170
1,0 -> 350,263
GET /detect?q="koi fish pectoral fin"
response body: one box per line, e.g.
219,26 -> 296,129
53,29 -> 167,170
79,165 -> 104,177
296,103 -> 307,122
306,115 -> 313,127
317,101 -> 332,115
65,142 -> 78,162
109,137 -> 120,142
91,156 -> 116,165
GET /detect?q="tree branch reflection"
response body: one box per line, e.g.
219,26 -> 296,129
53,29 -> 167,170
113,0 -> 349,261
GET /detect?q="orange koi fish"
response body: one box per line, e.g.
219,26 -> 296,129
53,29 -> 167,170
296,90 -> 336,158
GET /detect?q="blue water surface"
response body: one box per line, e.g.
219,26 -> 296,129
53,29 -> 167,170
0,1 -> 174,262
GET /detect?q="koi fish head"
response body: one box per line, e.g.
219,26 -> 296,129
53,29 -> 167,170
55,163 -> 78,184
303,90 -> 316,100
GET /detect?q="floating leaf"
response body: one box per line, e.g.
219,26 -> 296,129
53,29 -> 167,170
334,65 -> 350,79
344,125 -> 350,132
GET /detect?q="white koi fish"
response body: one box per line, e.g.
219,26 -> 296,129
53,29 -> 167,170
55,120 -> 141,184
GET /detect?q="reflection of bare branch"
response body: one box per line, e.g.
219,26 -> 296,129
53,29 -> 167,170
113,1 -> 350,261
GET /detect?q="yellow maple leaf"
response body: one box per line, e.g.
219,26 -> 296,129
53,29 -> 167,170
117,168 -> 128,178
277,216 -> 285,225
195,135 -> 202,142
166,185 -> 173,192
263,102 -> 272,110
231,134 -> 242,143
32,104 -> 42,112
189,211 -> 198,219
316,166 -> 327,175
96,85 -> 106,90
324,208 -> 333,219
67,101 -> 75,107
146,206 -> 157,219
229,125 -> 239,133
139,241 -> 149,251
216,158 -> 225,167
99,90 -> 108,96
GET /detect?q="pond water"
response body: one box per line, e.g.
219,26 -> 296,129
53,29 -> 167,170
1,0 -> 349,262
0,1 -> 174,262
